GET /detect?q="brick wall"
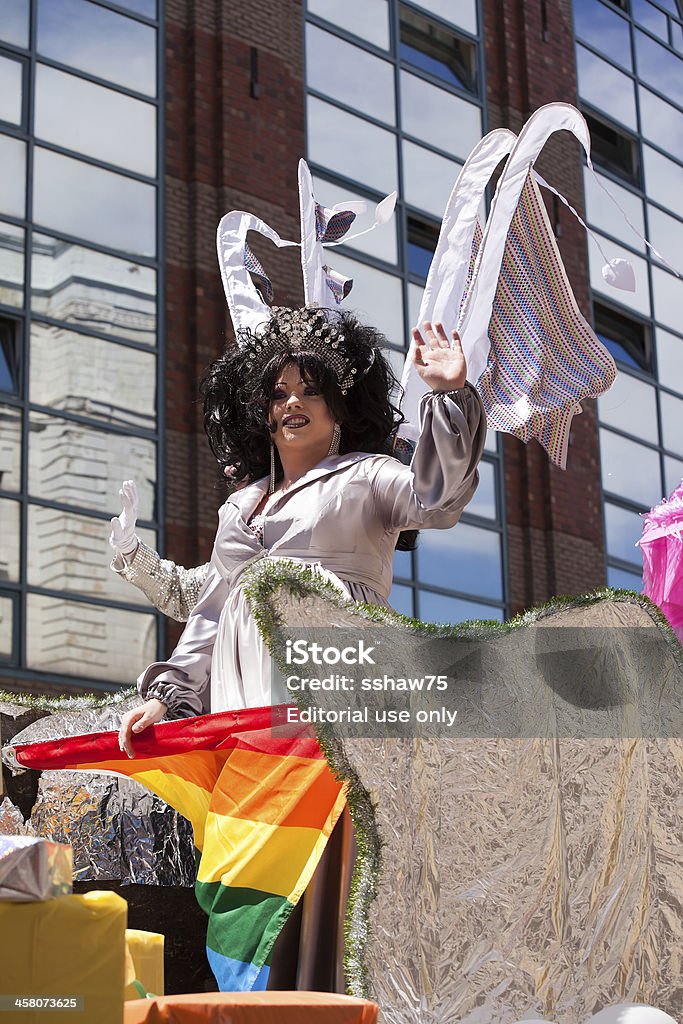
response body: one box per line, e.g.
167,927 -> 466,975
483,0 -> 606,613
163,0 -> 306,648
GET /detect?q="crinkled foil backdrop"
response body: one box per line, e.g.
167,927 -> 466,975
255,568 -> 683,1024
1,696 -> 195,886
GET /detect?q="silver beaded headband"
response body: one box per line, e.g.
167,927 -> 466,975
243,306 -> 359,395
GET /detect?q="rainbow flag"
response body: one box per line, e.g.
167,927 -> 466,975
12,707 -> 346,991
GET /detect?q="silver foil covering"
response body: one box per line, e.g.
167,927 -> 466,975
263,580 -> 683,1023
1,695 -> 195,887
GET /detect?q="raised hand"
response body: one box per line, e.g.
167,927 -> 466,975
412,321 -> 467,393
109,479 -> 140,556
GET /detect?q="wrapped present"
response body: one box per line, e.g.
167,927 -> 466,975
0,890 -> 127,1024
0,835 -> 72,901
125,929 -> 164,1001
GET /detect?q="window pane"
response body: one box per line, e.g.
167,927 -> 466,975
307,96 -> 398,194
463,459 -> 496,519
664,455 -> 683,494
418,522 -> 502,599
0,319 -> 18,393
28,411 -> 157,519
639,88 -> 683,163
0,222 -> 25,309
584,112 -> 641,187
0,0 -> 29,48
27,504 -> 157,604
116,0 -> 156,15
407,215 -> 439,278
31,234 -> 157,346
407,281 -> 423,332
660,390 -> 683,455
604,501 -> 644,564
311,175 -> 398,263
419,591 -> 503,624
607,564 -> 643,590
307,0 -> 390,49
0,135 -> 26,219
328,252 -> 404,344
409,0 -> 477,36
651,265 -> 682,331
643,146 -> 683,219
0,56 -> 23,127
33,148 -> 156,257
583,167 -> 645,252
400,7 -> 477,91
400,71 -> 481,159
37,0 -> 156,97
0,403 -> 21,491
403,140 -> 462,218
383,347 -> 405,394
600,429 -> 661,504
594,302 -> 650,371
306,24 -> 395,125
30,325 -> 156,430
588,231 -> 651,317
0,593 -> 13,660
0,498 -> 20,581
597,371 -> 658,443
673,21 -> 683,55
655,328 -> 683,393
26,594 -> 156,683
393,546 -> 413,579
483,428 -> 498,453
648,206 -> 683,271
389,583 -> 414,616
35,65 -> 157,177
576,45 -> 637,131
632,0 -> 669,40
635,29 -> 683,107
573,0 -> 632,70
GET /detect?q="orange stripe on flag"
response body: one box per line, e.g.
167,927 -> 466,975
207,748 -> 343,830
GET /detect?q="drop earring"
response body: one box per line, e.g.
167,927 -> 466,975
269,439 -> 276,495
327,423 -> 341,457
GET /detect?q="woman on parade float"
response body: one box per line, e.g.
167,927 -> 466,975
117,307 -> 486,755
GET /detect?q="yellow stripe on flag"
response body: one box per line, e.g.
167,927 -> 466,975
197,786 -> 346,897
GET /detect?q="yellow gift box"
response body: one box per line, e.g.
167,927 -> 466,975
124,929 -> 164,1001
0,890 -> 127,1024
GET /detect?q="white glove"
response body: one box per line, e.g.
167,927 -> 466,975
109,480 -> 140,556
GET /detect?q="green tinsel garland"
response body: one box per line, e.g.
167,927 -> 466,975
0,687 -> 136,713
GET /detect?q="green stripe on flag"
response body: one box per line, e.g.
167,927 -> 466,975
196,880 -> 293,968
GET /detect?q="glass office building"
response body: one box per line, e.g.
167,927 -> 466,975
1,0 -> 681,695
304,0 -> 509,623
573,0 -> 683,589
0,0 -> 163,687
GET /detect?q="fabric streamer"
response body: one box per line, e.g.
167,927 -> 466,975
10,708 -> 346,992
401,103 -> 618,469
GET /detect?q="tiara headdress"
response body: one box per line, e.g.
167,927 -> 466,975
240,305 -> 360,394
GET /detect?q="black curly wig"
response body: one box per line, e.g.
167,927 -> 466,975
201,308 -> 417,550
202,310 -> 406,476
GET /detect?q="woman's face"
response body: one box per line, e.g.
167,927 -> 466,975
269,362 -> 337,459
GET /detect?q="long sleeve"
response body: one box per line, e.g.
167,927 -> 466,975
136,554 -> 229,717
111,540 -> 210,622
369,383 -> 486,531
